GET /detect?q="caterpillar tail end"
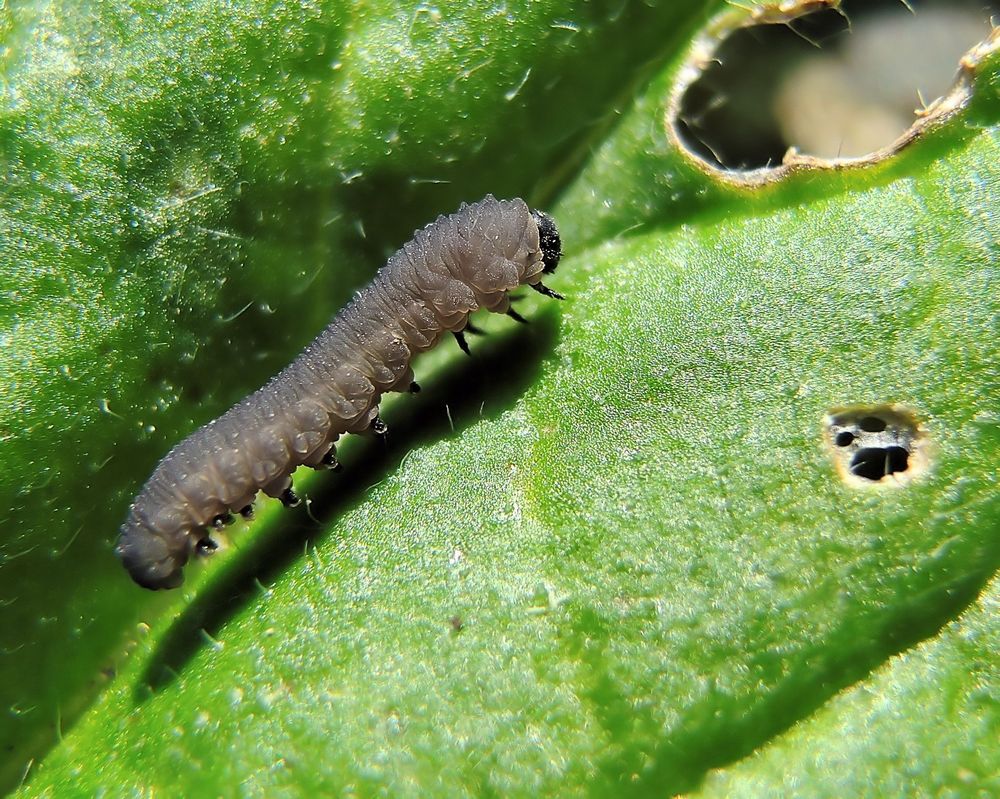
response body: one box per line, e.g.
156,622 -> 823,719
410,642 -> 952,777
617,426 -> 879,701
116,517 -> 187,590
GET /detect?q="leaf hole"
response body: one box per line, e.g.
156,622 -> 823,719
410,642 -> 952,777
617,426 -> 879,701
825,404 -> 929,487
858,415 -> 887,433
672,0 -> 999,176
849,445 -> 910,481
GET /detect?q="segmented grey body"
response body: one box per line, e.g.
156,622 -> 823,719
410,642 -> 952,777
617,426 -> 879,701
117,195 -> 562,589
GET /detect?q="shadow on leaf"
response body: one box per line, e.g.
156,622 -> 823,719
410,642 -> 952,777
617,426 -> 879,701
134,311 -> 560,700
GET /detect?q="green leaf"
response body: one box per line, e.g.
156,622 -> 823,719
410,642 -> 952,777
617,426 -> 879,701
698,574 -> 1000,797
0,0 -> 709,787
3,1 -> 998,796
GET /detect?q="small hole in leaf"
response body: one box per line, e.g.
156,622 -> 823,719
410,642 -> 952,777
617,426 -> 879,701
834,430 -> 855,447
850,446 -> 910,481
825,404 -> 929,488
674,0 -> 998,172
858,415 -> 887,433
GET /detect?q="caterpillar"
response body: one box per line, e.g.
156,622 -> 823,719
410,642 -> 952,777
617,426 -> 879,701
117,195 -> 563,589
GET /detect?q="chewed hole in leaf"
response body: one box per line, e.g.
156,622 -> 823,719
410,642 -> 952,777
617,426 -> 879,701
826,405 -> 929,487
672,0 -> 998,176
858,415 -> 888,433
850,446 -> 910,481
834,430 -> 855,447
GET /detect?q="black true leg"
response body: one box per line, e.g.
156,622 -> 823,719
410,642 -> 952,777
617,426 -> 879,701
211,513 -> 235,529
453,330 -> 472,356
463,320 -> 485,335
409,381 -> 421,394
239,504 -> 254,519
280,487 -> 301,508
196,537 -> 219,556
531,281 -> 564,300
321,450 -> 342,471
506,308 -> 529,324
370,415 -> 388,437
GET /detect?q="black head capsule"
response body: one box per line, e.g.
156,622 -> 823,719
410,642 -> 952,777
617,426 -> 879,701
530,209 -> 562,274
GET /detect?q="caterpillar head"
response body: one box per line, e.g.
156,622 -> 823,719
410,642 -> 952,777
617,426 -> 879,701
116,515 -> 189,590
531,209 -> 562,274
